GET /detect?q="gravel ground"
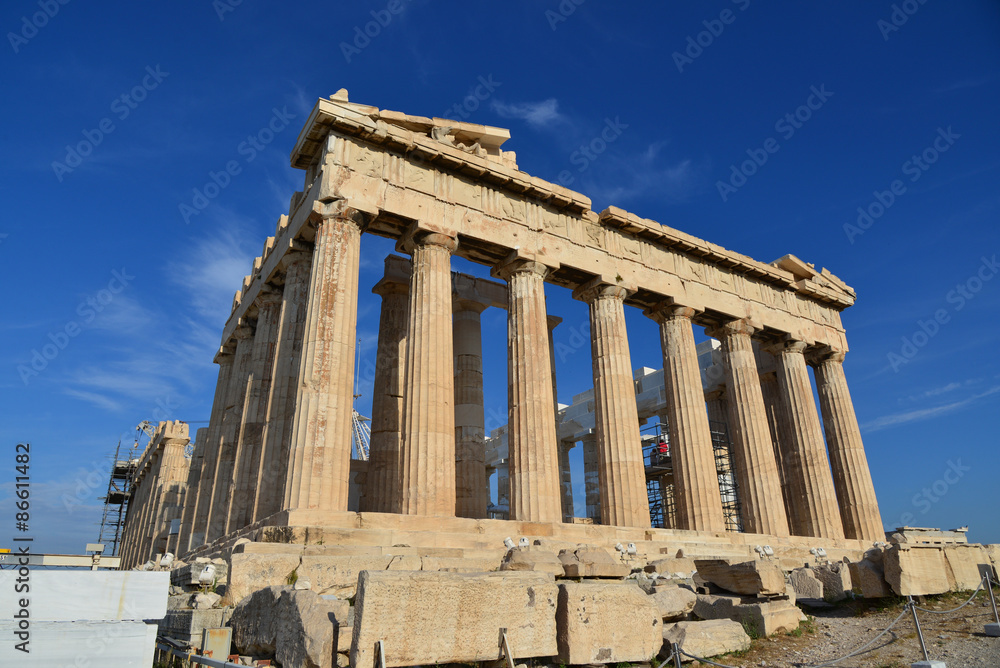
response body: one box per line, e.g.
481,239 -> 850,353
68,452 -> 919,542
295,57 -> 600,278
687,589 -> 1000,668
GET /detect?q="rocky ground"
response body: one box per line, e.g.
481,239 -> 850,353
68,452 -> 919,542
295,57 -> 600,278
698,589 -> 1000,668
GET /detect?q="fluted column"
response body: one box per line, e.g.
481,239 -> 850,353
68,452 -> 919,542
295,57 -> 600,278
361,273 -> 408,513
494,259 -> 562,523
581,433 -> 600,521
453,299 -> 488,519
574,281 -> 650,528
399,232 -> 459,516
253,247 -> 313,522
770,339 -> 844,539
205,323 -> 255,543
705,388 -> 728,428
182,352 -> 233,554
284,203 -> 368,514
758,366 -> 799,533
648,304 -> 725,532
707,319 -> 789,536
229,286 -> 283,532
558,441 -> 574,521
547,315 -> 562,410
812,350 -> 884,542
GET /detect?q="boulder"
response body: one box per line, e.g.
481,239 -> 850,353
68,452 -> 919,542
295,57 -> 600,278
849,559 -> 892,598
556,582 -> 661,664
559,547 -> 629,578
501,546 -> 565,577
884,546 -> 951,596
649,585 -> 697,621
644,557 -> 697,575
663,619 -> 750,659
813,562 -> 852,602
942,545 -> 992,591
788,568 -> 824,600
694,559 -> 785,596
693,593 -> 800,637
351,571 -> 557,668
230,586 -> 349,668
227,553 -> 300,603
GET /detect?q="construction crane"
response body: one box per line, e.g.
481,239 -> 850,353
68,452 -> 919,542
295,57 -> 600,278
352,409 -> 371,461
96,422 -> 152,557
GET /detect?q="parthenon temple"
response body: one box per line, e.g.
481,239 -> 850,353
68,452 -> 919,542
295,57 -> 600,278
121,90 -> 886,571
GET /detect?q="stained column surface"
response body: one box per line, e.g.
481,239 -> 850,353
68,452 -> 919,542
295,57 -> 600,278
649,305 -> 725,532
708,320 -> 790,537
228,287 -> 283,532
253,248 -> 313,522
558,441 -> 574,521
494,259 -> 562,523
362,273 -> 408,513
575,282 -> 650,529
399,232 -> 458,516
813,351 -> 884,541
204,323 -> 255,544
770,339 -> 844,539
757,363 -> 800,534
182,353 -> 233,554
283,204 -> 366,515
581,433 -> 600,521
453,300 -> 488,519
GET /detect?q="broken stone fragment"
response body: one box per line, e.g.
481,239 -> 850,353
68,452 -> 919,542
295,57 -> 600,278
662,619 -> 750,659
694,559 -> 786,596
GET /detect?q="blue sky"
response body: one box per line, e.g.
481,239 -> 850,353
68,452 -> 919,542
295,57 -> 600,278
2,1 -> 998,554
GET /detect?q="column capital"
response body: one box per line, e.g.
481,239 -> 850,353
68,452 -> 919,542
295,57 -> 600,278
277,243 -> 313,272
398,224 -> 458,255
645,299 -> 699,324
705,318 -> 758,341
492,255 -> 551,282
453,298 -> 488,315
255,284 -> 283,306
372,276 -> 409,298
764,337 -> 809,357
234,322 -> 256,340
704,387 -> 726,402
572,277 -> 631,304
546,314 -> 563,331
307,199 -> 373,231
807,345 -> 847,366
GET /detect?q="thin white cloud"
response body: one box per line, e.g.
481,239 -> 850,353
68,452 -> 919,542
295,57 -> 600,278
491,98 -> 565,129
63,388 -> 123,413
170,225 -> 258,322
862,385 -> 1000,432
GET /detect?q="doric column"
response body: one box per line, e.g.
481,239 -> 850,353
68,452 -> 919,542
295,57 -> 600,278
547,315 -> 562,410
707,319 -> 789,536
494,258 -> 562,523
284,203 -> 368,514
361,272 -> 409,513
453,299 -> 488,519
812,350 -> 884,542
581,433 -> 600,522
558,441 -> 574,521
573,281 -> 650,528
704,388 -> 728,428
253,247 -> 312,522
399,231 -> 459,516
769,339 -> 844,539
205,322 -> 255,543
182,352 -> 233,554
229,286 -> 284,532
174,430 -> 205,556
758,366 -> 799,534
647,304 -> 725,532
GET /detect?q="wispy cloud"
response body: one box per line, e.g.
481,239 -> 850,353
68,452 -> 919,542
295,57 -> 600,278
582,141 -> 709,207
932,76 -> 992,95
491,98 -> 565,129
63,388 -> 123,412
862,385 -> 1000,432
170,223 -> 258,322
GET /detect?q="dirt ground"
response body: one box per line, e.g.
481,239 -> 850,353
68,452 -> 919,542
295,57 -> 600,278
692,588 -> 1000,668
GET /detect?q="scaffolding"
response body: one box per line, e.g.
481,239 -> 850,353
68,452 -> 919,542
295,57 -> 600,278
642,419 -> 743,532
96,422 -> 150,556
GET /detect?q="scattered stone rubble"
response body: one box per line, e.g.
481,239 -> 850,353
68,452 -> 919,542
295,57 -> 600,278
156,535 -> 1000,666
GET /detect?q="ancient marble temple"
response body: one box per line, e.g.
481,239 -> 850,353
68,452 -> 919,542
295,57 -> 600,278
123,90 -> 885,567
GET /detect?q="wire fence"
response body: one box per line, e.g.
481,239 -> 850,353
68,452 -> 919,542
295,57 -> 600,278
664,572 -> 998,668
